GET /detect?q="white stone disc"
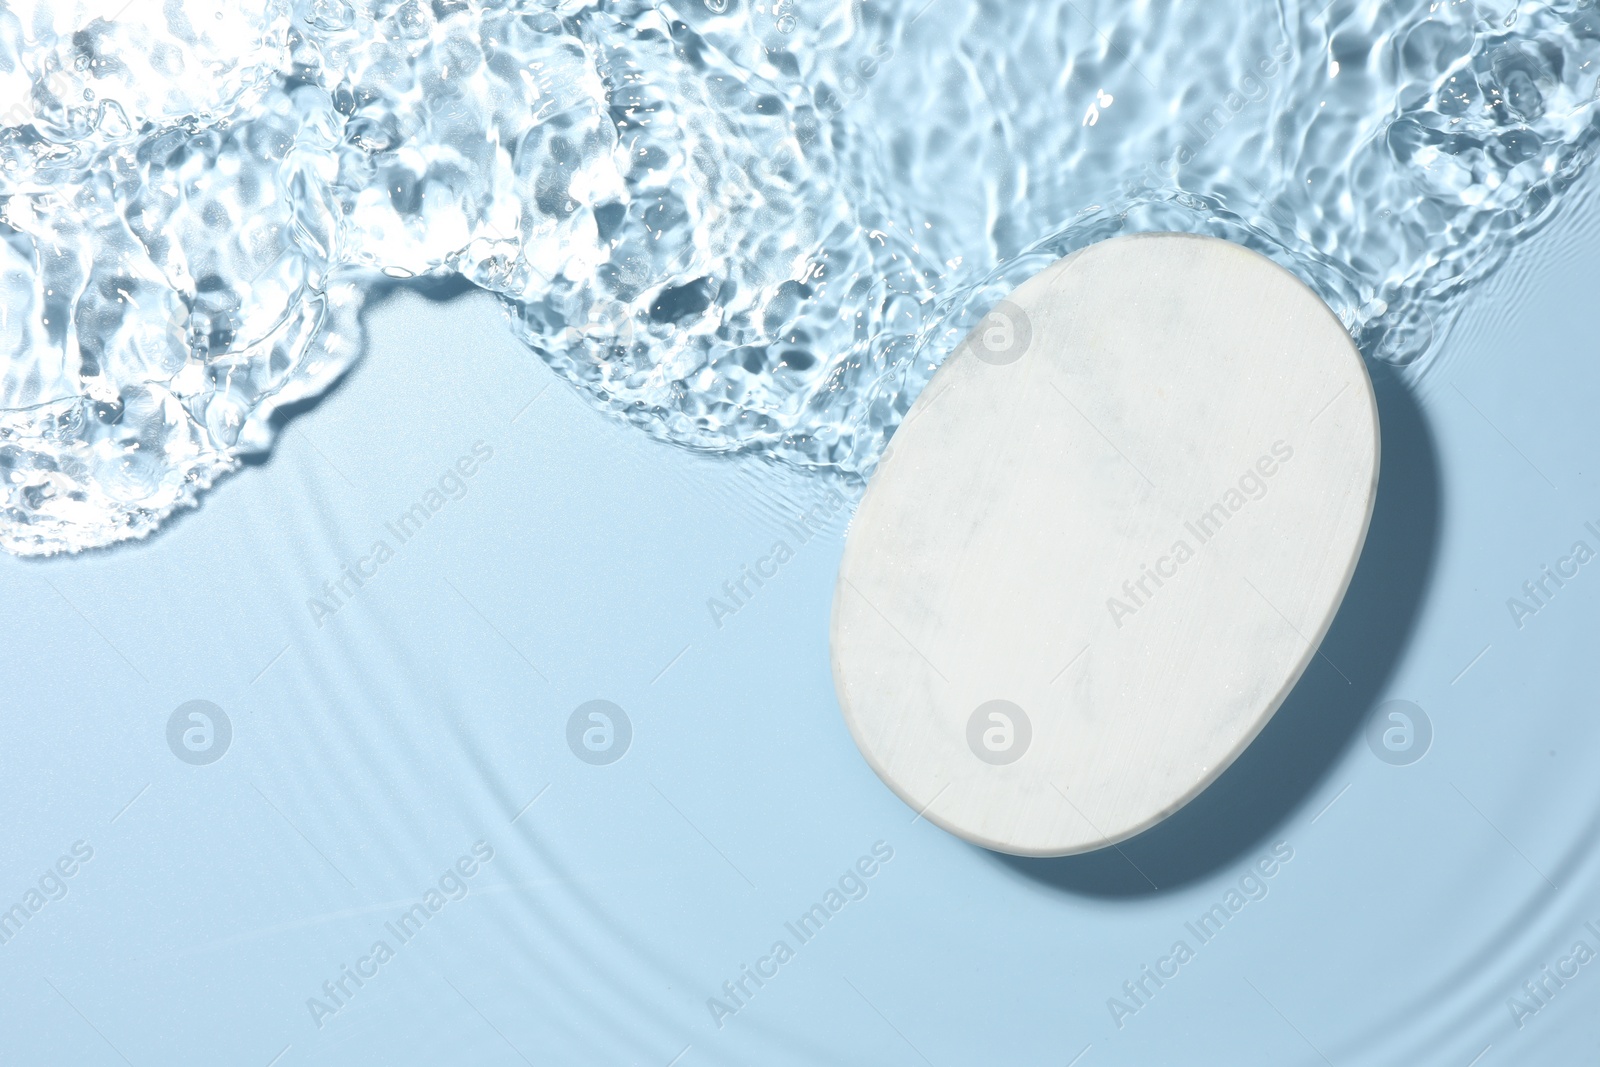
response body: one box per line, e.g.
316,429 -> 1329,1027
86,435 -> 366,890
830,233 -> 1379,857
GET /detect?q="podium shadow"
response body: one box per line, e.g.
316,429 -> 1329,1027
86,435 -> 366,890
989,361 -> 1441,897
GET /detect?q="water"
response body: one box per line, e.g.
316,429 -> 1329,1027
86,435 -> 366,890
1,0 -> 1596,555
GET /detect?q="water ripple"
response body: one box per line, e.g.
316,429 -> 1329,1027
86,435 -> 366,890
1,0 -> 1596,553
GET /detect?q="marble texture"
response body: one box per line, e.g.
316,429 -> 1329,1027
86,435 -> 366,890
831,233 -> 1380,856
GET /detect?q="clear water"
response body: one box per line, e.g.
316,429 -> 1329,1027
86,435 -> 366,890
1,0 -> 1596,555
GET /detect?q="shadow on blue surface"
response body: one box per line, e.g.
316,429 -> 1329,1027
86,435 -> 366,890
991,360 -> 1442,897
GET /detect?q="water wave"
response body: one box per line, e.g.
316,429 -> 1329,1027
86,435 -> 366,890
1,0 -> 1596,554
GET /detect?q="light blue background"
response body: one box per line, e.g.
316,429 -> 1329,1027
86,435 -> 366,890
4,176 -> 1600,1066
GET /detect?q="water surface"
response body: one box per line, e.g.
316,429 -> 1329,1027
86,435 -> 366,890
1,0 -> 1596,553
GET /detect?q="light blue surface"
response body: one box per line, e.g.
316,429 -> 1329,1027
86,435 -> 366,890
5,178 -> 1600,1065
